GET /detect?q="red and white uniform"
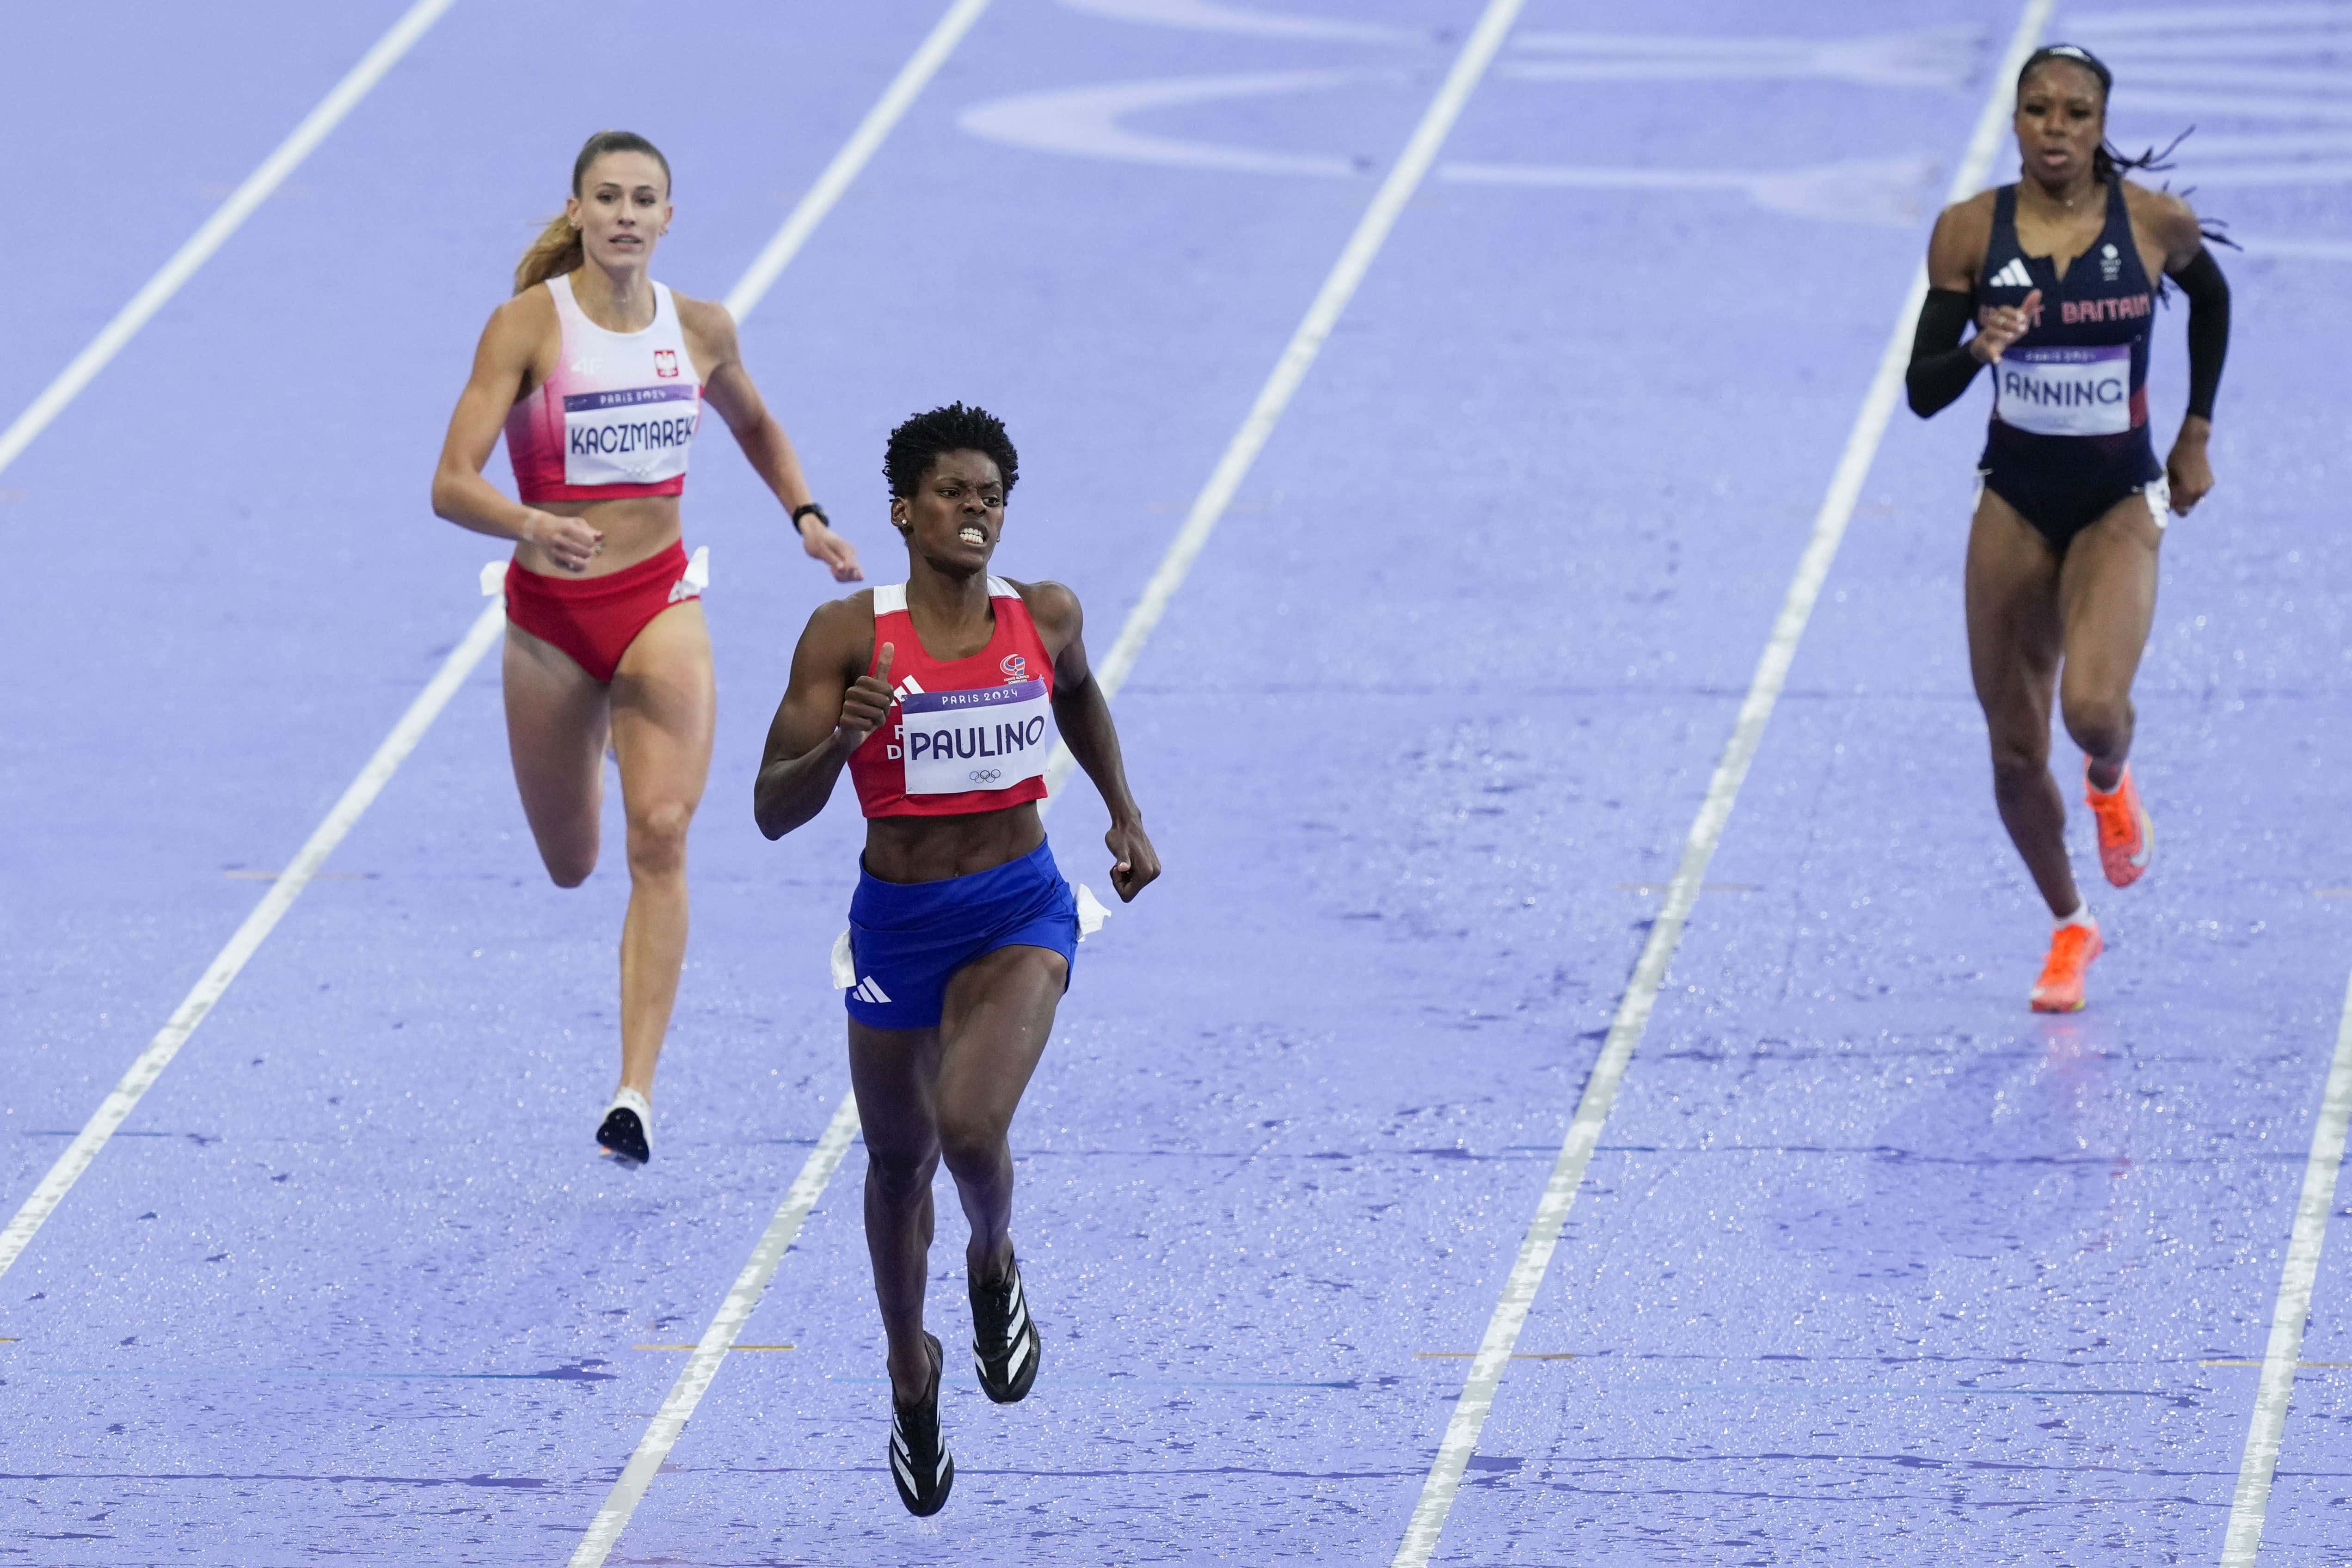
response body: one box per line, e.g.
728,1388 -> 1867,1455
504,274 -> 701,502
849,579 -> 1057,818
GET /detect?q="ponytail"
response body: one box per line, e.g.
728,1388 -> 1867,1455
511,129 -> 672,296
514,212 -> 584,294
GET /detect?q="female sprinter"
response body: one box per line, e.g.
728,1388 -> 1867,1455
431,130 -> 864,1164
754,403 -> 1158,1515
1907,45 -> 2229,1012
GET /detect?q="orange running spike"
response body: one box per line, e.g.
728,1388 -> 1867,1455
2031,922 -> 2104,1013
2086,763 -> 2154,888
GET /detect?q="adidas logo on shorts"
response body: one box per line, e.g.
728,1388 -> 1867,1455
852,975 -> 892,1005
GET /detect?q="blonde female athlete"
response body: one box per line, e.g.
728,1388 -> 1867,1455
431,129 -> 862,1162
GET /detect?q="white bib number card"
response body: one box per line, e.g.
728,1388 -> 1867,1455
562,385 -> 700,486
898,680 -> 1054,795
1994,344 -> 2132,437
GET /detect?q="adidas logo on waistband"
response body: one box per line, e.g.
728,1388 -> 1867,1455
1986,257 -> 2034,290
853,976 -> 893,1005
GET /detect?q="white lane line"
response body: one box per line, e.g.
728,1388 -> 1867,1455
724,0 -> 994,321
0,0 -> 458,483
565,1098 -> 862,1568
559,5 -> 1009,1562
1386,3 -> 2055,1563
0,3 -> 977,1287
2220,970 -> 2352,1566
581,0 -> 1530,1556
0,602 -> 506,1282
1042,0 -> 1532,796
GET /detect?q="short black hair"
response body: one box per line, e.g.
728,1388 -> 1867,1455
883,402 -> 1019,501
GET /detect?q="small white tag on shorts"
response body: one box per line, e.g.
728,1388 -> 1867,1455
829,928 -> 855,989
2144,475 -> 2172,529
1075,884 -> 1110,940
480,559 -> 509,597
670,544 -> 710,601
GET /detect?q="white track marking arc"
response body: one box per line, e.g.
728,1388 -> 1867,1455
0,1 -> 986,1293
1056,0 -> 1414,44
581,0 -> 1530,1556
562,7 -> 1004,1562
2220,971 -> 2352,1565
960,70 -> 1388,178
1041,0 -> 1529,796
1386,3 -> 2057,1563
0,0 -> 459,484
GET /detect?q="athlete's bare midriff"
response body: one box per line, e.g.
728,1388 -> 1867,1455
510,493 -> 684,578
861,802 -> 1048,885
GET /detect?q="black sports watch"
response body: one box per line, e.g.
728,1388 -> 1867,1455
790,502 -> 829,536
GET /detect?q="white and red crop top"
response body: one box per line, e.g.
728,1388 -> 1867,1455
848,578 -> 1057,819
504,273 -> 701,503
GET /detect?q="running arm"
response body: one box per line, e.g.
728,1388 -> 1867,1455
2173,249 -> 2229,423
755,600 -> 887,839
1909,198 -> 2020,419
1906,288 -> 1985,417
1032,584 -> 1160,901
2154,191 -> 2227,514
429,297 -> 602,571
682,298 -> 863,583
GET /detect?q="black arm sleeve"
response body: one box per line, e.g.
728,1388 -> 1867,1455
1905,288 -> 1983,417
2171,247 -> 2229,421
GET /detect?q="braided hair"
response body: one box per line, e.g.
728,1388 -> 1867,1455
2016,44 -> 2232,253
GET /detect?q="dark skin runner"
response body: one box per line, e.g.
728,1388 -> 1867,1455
1924,55 -> 2213,919
755,447 -> 1159,1403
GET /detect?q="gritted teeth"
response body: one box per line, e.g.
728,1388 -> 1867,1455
958,527 -> 987,544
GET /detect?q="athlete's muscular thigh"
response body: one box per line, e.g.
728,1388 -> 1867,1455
2056,490 -> 2162,710
504,623 -> 610,885
935,946 -> 1067,1140
610,601 -> 716,853
1964,488 -> 2065,759
848,1019 -> 945,1167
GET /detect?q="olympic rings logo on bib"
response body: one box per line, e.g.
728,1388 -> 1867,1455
969,768 -> 1002,784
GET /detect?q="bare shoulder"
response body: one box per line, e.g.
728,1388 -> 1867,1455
801,589 -> 877,665
2122,179 -> 2201,250
1009,577 -> 1081,638
484,285 -> 556,351
1926,190 -> 1996,286
809,587 -> 877,636
671,291 -> 741,350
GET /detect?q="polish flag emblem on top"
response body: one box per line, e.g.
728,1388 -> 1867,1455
653,349 -> 679,378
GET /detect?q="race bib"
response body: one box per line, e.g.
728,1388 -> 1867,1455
1994,345 -> 2132,437
898,680 -> 1054,795
563,385 -> 699,486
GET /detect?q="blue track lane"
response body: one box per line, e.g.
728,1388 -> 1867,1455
2,2 -> 2348,1563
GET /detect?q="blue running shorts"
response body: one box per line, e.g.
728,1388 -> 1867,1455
843,840 -> 1079,1030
